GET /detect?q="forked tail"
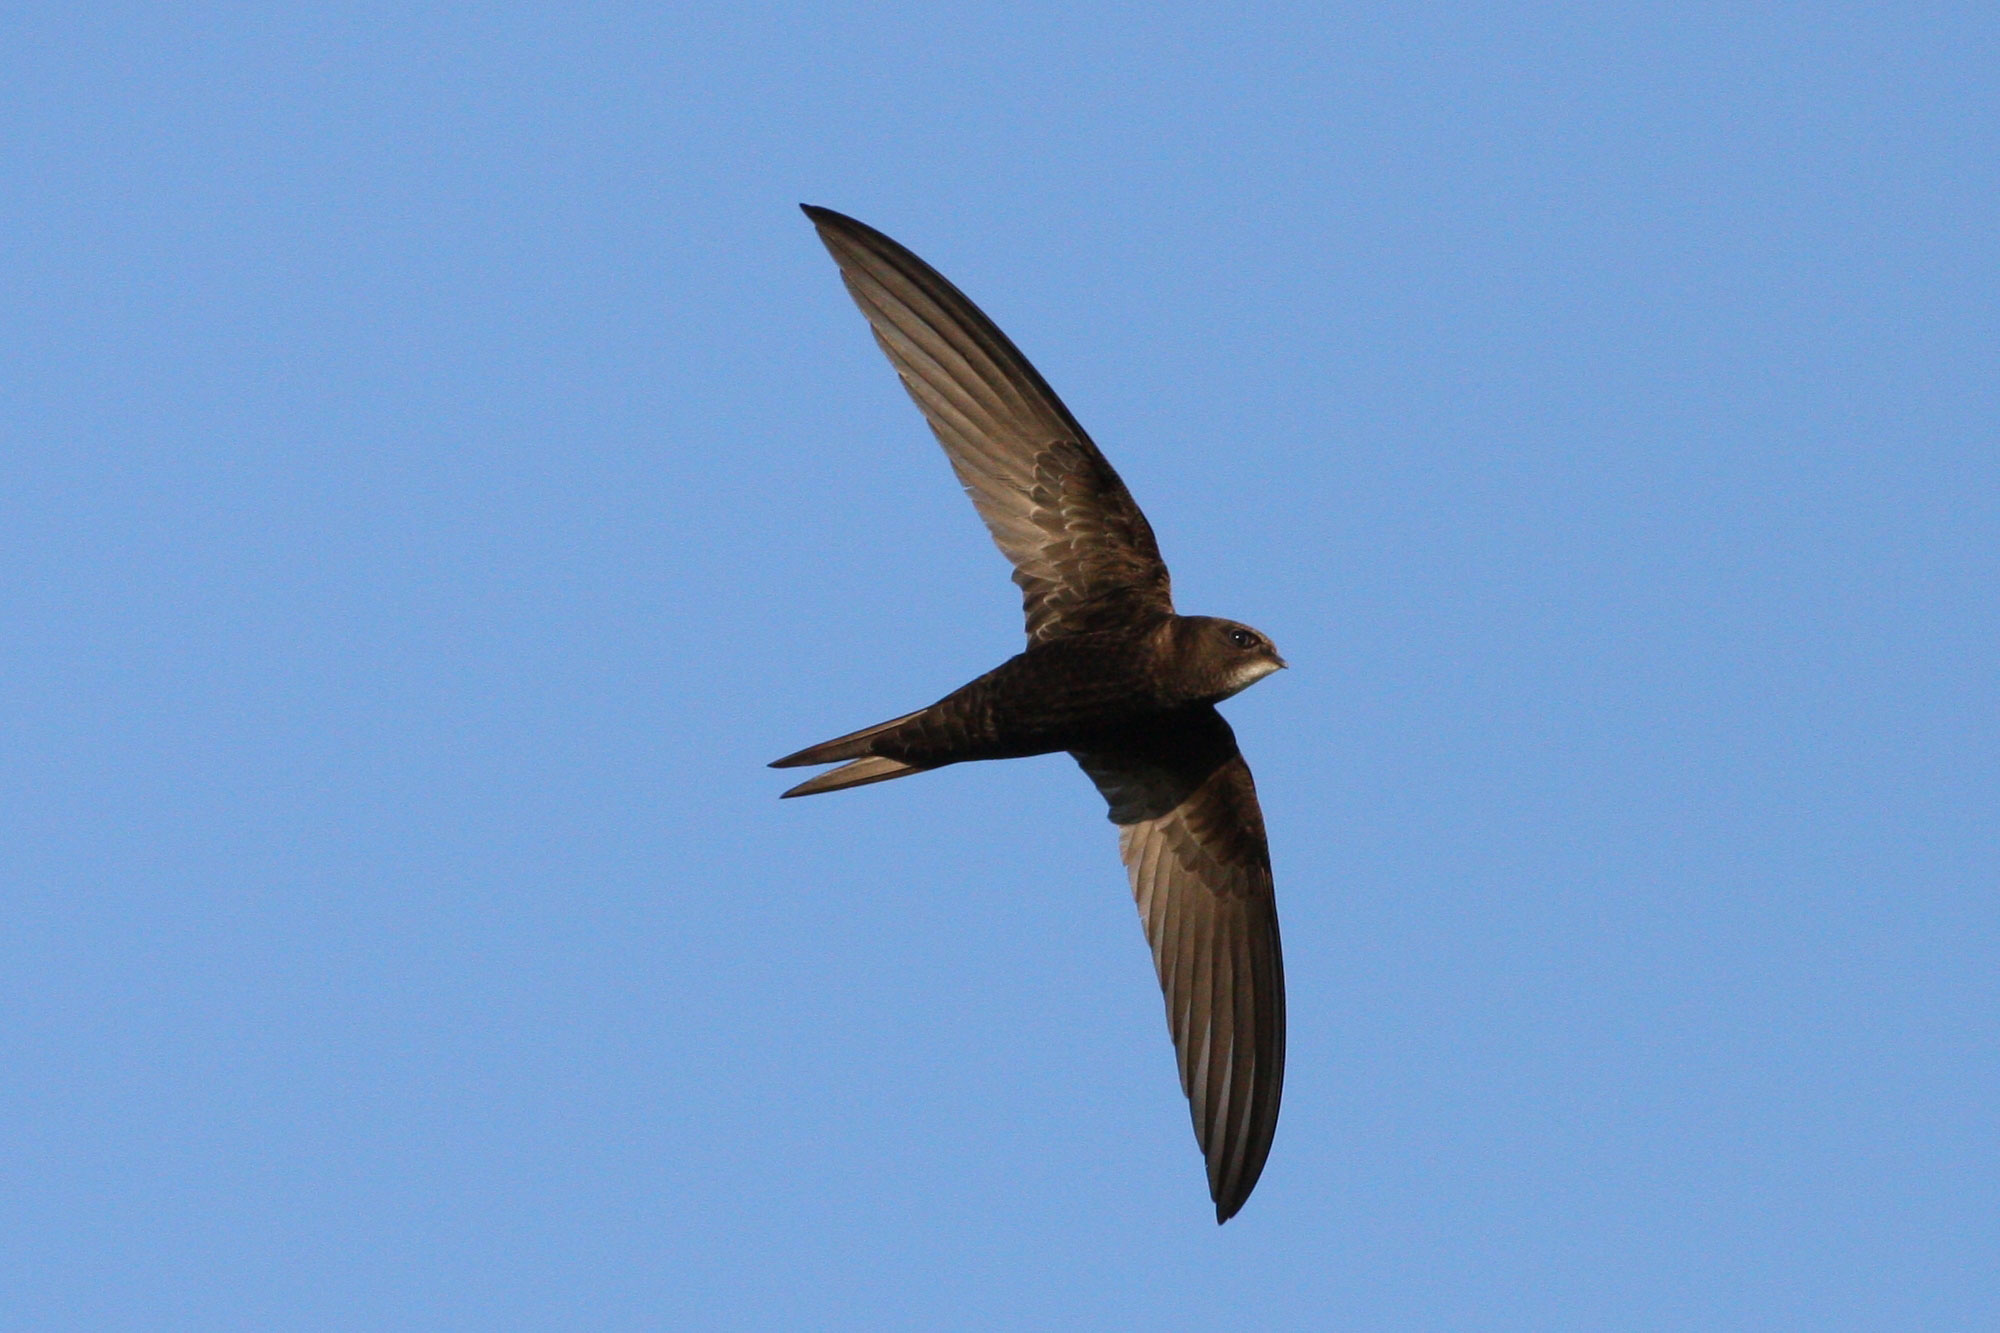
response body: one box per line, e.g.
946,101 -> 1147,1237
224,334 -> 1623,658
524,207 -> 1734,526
770,709 -> 928,798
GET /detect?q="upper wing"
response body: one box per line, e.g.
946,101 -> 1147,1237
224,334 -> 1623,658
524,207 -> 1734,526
1073,706 -> 1285,1223
803,205 -> 1175,643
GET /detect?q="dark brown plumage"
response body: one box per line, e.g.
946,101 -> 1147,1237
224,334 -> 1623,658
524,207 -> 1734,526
773,205 -> 1288,1223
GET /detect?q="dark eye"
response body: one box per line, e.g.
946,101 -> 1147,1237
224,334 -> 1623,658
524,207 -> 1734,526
1228,629 -> 1257,649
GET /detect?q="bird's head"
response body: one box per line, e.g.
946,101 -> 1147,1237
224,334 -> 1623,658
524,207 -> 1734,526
1172,616 -> 1287,702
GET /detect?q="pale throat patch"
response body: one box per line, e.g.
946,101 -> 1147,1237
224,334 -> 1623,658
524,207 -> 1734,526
1218,657 -> 1283,699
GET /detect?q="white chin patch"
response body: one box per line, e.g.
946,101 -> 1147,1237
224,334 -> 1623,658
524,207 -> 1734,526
1218,658 -> 1282,699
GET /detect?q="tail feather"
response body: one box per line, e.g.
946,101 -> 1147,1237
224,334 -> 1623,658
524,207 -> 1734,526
779,754 -> 924,798
770,709 -> 924,769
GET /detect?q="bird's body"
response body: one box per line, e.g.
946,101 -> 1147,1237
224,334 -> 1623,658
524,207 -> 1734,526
774,615 -> 1284,788
775,205 -> 1290,1223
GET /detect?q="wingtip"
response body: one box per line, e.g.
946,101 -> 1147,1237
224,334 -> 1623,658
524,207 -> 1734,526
799,202 -> 849,229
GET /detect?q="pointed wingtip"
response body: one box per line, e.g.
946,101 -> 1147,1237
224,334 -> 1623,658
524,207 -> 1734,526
799,205 -> 888,251
1213,1177 -> 1254,1224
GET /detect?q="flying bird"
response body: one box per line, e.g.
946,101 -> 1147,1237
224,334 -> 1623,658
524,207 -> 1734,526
774,205 -> 1287,1223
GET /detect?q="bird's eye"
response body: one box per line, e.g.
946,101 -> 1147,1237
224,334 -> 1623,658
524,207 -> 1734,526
1228,629 -> 1257,649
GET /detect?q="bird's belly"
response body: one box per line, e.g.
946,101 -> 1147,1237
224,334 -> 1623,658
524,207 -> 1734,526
880,649 -> 1167,767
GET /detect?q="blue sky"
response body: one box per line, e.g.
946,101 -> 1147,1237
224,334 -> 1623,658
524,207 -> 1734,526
3,3 -> 1994,1327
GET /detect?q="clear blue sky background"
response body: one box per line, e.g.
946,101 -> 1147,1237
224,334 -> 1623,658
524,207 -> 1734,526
4,4 -> 1994,1328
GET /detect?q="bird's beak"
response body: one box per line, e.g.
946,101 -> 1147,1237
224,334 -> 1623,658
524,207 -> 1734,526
1274,655 -> 1289,670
